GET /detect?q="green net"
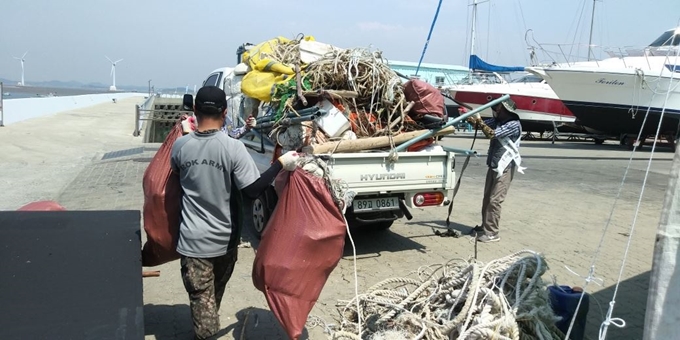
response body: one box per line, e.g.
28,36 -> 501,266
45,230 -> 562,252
271,77 -> 312,121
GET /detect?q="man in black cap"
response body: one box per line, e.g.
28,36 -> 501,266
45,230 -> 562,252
467,97 -> 526,243
170,85 -> 299,339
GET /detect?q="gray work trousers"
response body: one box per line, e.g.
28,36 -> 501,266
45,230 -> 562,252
481,165 -> 515,235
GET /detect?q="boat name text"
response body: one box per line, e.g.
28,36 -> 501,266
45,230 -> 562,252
595,78 -> 625,86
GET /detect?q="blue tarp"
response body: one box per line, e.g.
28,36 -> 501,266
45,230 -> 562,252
469,55 -> 525,72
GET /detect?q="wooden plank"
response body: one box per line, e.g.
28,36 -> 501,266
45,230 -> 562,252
308,126 -> 456,154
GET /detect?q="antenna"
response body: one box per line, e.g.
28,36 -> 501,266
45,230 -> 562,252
105,56 -> 123,91
12,51 -> 28,86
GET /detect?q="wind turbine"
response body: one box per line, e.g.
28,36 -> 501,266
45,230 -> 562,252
13,51 -> 28,86
105,56 -> 123,91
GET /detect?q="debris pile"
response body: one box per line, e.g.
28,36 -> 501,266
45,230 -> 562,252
329,250 -> 565,340
234,34 -> 450,155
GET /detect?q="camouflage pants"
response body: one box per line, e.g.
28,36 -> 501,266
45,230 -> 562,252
180,249 -> 238,340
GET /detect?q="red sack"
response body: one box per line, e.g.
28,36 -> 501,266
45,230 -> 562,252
140,122 -> 184,267
17,201 -> 66,211
403,79 -> 446,118
252,169 -> 347,340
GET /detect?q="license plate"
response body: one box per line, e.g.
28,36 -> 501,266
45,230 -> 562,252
353,197 -> 399,212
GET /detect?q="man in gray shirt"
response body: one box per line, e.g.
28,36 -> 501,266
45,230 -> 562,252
171,85 -> 298,339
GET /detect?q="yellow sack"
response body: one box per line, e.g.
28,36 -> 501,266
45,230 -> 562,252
241,35 -> 317,102
242,36 -> 317,68
241,71 -> 292,102
242,37 -> 288,69
253,58 -> 294,75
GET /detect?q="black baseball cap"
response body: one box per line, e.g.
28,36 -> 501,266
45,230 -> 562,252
195,86 -> 227,111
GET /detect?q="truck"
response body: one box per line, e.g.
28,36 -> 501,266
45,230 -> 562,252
189,63 -> 459,239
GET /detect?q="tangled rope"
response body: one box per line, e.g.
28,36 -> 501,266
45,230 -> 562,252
330,250 -> 565,340
269,33 -> 308,65
303,48 -> 418,137
249,35 -> 427,145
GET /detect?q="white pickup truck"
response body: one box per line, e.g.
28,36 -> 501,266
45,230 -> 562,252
197,66 -> 458,238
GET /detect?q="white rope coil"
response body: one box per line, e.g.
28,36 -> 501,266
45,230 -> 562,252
326,250 -> 565,340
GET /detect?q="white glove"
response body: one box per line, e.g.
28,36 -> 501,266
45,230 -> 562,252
278,151 -> 300,171
181,119 -> 194,134
473,112 -> 482,120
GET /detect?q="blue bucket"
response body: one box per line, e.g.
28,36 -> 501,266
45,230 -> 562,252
547,285 -> 589,340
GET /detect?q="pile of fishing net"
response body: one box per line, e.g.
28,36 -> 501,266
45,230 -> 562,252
328,250 -> 566,340
237,34 -> 448,154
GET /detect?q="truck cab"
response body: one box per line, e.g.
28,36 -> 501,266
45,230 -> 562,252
202,68 -> 229,88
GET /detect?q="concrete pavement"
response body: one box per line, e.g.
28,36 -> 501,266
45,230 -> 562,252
1,101 -> 674,339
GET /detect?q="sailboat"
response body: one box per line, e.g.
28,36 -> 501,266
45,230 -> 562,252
444,0 -> 580,134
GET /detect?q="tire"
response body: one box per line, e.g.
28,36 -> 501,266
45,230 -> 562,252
251,194 -> 270,239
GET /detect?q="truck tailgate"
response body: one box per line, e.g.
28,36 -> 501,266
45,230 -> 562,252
322,150 -> 455,195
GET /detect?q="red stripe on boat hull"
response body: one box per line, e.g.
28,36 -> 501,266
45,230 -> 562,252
453,91 -> 575,118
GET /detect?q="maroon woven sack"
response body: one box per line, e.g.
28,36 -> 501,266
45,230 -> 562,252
140,122 -> 183,267
403,78 -> 446,118
252,168 -> 347,340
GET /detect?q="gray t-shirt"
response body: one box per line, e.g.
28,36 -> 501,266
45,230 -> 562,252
170,131 -> 259,258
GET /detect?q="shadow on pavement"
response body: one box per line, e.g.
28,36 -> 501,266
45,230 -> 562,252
585,270 -> 651,340
343,227 -> 427,257
144,303 -> 192,340
405,219 -> 476,237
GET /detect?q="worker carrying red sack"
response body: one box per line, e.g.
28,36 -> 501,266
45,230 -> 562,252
143,85 -> 299,340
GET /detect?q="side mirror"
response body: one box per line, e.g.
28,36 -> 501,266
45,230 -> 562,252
182,94 -> 194,111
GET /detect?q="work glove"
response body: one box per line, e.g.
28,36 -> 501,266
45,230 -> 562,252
181,116 -> 196,134
278,151 -> 300,171
245,116 -> 256,131
466,116 -> 479,125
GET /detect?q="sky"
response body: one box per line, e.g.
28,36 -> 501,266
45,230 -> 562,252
1,0 -> 678,88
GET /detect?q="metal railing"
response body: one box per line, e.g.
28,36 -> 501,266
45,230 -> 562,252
133,96 -> 156,137
133,102 -> 192,142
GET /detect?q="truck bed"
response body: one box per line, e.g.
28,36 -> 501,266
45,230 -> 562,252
242,136 -> 456,209
320,150 -> 455,195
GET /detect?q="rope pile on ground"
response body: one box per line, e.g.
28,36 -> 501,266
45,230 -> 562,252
329,250 -> 565,340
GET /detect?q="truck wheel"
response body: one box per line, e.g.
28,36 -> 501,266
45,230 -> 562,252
367,221 -> 394,230
251,195 -> 270,239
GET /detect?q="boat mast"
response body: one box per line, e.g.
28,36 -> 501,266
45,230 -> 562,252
468,0 -> 478,80
587,0 -> 597,61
